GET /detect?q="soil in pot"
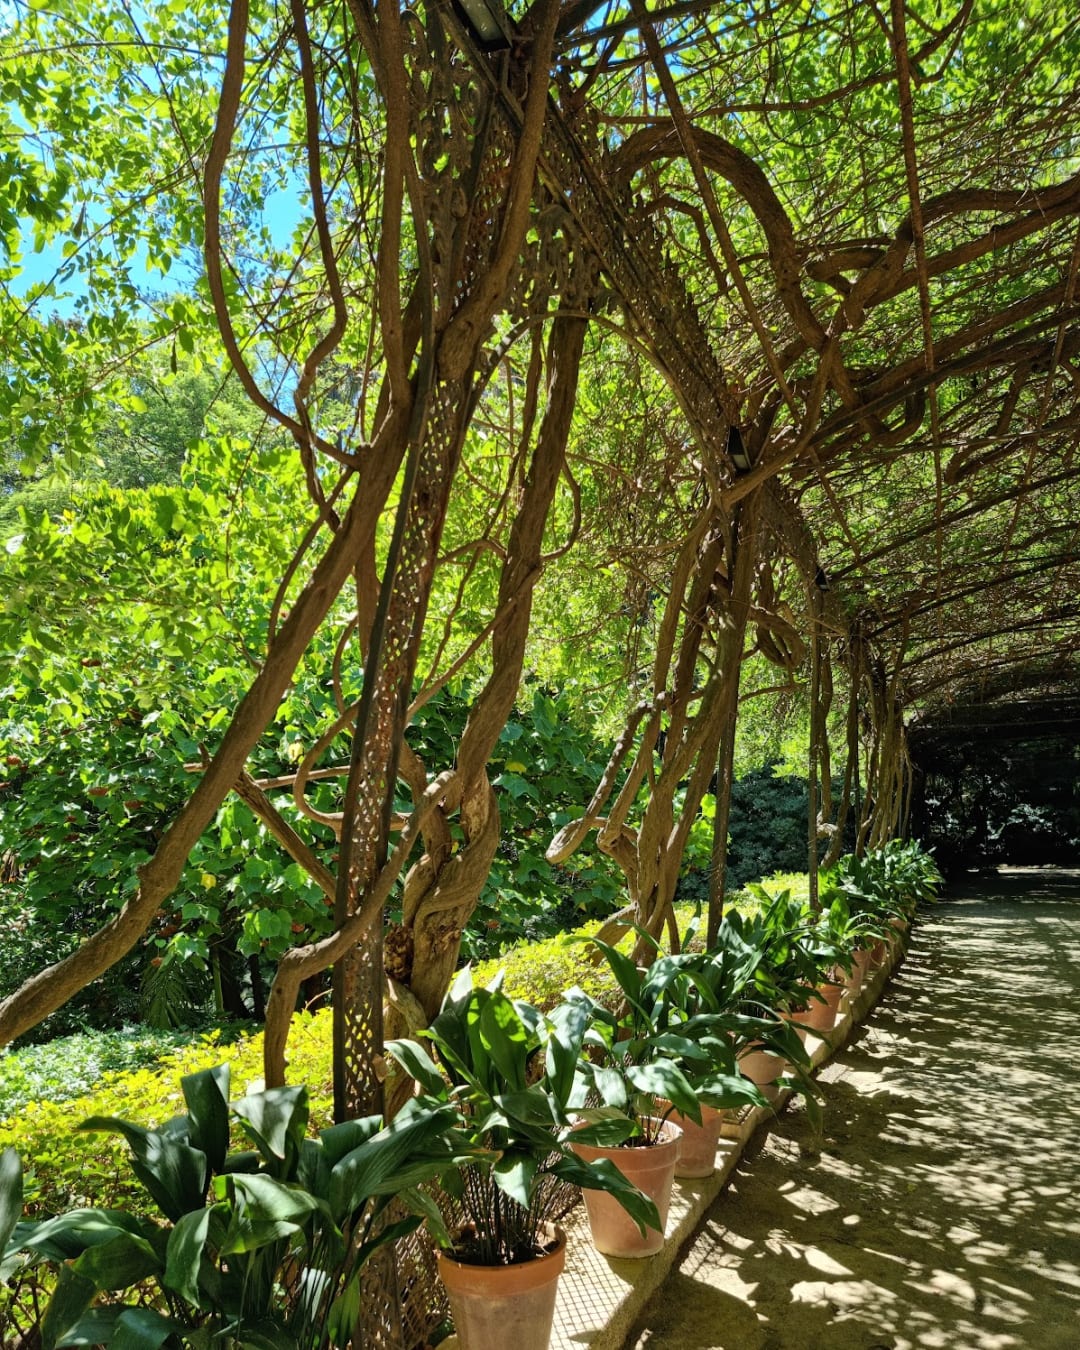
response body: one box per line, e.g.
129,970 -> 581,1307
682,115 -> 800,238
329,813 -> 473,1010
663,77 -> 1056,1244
437,1226 -> 566,1350
571,1119 -> 681,1258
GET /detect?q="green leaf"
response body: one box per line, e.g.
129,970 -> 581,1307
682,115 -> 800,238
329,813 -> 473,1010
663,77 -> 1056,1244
464,989 -> 493,1089
327,1101 -> 458,1223
694,1071 -> 767,1111
350,1214 -> 422,1269
182,1064 -> 231,1175
593,1065 -> 629,1111
396,1186 -> 453,1250
544,1001 -> 589,1105
228,1324 -> 299,1350
478,990 -> 529,1093
552,1153 -> 660,1236
326,1267 -> 362,1347
43,1308 -> 125,1348
384,1039 -> 448,1097
0,1148 -> 23,1257
71,1229 -> 160,1292
219,1174 -> 323,1254
78,1117 -> 206,1221
18,1209 -> 150,1263
650,1032 -> 712,1063
626,1062 -> 701,1122
41,1261 -> 96,1350
111,1307 -> 189,1350
232,1086 -> 309,1172
163,1206 -> 212,1307
494,771 -> 538,800
587,937 -> 645,1013
493,1150 -> 537,1208
567,1113 -> 637,1147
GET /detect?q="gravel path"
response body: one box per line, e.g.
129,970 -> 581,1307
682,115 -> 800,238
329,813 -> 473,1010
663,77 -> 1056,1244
626,869 -> 1080,1350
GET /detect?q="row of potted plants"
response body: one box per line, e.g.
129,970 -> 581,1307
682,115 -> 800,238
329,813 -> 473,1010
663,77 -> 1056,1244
0,843 -> 940,1349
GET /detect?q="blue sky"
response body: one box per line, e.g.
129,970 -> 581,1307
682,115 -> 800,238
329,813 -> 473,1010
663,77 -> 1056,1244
7,185 -> 305,319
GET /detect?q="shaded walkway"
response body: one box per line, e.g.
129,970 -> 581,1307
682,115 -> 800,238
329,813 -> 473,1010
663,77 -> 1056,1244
627,869 -> 1080,1349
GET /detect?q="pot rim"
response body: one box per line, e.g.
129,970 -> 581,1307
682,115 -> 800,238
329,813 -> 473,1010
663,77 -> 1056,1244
436,1224 -> 567,1295
571,1114 -> 683,1148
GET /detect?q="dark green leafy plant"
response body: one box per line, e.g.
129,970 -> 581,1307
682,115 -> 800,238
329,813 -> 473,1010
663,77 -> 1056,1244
0,1063 -> 469,1348
564,934 -> 734,1144
823,840 -> 941,936
722,890 -> 822,1016
804,894 -> 861,985
386,970 -> 660,1265
661,921 -> 807,1075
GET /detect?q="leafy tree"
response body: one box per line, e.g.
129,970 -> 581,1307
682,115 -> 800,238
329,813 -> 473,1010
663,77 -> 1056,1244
0,356 -> 272,536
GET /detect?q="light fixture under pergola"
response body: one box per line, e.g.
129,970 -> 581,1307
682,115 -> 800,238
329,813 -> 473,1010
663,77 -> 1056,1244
727,424 -> 752,473
453,0 -> 510,49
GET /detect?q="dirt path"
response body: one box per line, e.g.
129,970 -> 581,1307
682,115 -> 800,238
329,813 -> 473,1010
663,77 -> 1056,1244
626,869 -> 1080,1350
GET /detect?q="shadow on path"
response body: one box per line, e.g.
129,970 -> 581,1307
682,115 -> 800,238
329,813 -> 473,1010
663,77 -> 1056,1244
626,868 -> 1080,1349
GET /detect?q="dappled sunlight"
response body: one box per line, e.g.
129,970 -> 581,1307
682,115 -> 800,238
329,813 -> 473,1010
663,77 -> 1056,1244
628,872 -> 1080,1349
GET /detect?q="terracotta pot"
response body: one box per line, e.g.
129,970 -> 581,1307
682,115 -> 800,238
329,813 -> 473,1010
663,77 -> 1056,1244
790,979 -> 844,1033
667,1103 -> 727,1178
848,945 -> 874,992
869,937 -> 888,969
737,1044 -> 786,1087
437,1226 -> 566,1350
571,1119 -> 681,1257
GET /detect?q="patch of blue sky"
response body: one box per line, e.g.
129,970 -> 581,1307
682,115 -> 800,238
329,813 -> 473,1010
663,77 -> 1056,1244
7,181 -> 307,319
2,0 -> 307,317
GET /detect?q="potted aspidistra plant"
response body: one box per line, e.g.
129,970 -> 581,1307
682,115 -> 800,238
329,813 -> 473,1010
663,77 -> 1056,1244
646,924 -> 789,1175
828,842 -> 941,989
794,889 -> 861,1031
713,898 -> 820,1094
0,1063 -> 473,1349
386,968 -> 659,1350
561,934 -> 748,1255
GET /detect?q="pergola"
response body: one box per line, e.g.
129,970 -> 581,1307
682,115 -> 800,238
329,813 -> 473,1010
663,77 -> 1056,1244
2,2 -> 1079,1345
2,0 -> 1078,1155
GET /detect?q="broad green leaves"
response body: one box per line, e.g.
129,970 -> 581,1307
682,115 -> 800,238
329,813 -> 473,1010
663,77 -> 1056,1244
1,1067 -> 472,1344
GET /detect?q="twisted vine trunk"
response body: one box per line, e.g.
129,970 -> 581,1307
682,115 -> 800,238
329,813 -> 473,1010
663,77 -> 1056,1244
401,315 -> 589,1026
705,497 -> 762,945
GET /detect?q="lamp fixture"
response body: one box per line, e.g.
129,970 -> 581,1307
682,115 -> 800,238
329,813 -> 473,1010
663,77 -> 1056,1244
453,0 -> 510,49
727,424 -> 753,473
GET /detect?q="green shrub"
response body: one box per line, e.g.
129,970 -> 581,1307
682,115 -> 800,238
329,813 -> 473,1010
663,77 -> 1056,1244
472,921 -> 613,1010
0,1025 -> 204,1121
756,871 -> 811,904
0,1011 -> 334,1216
